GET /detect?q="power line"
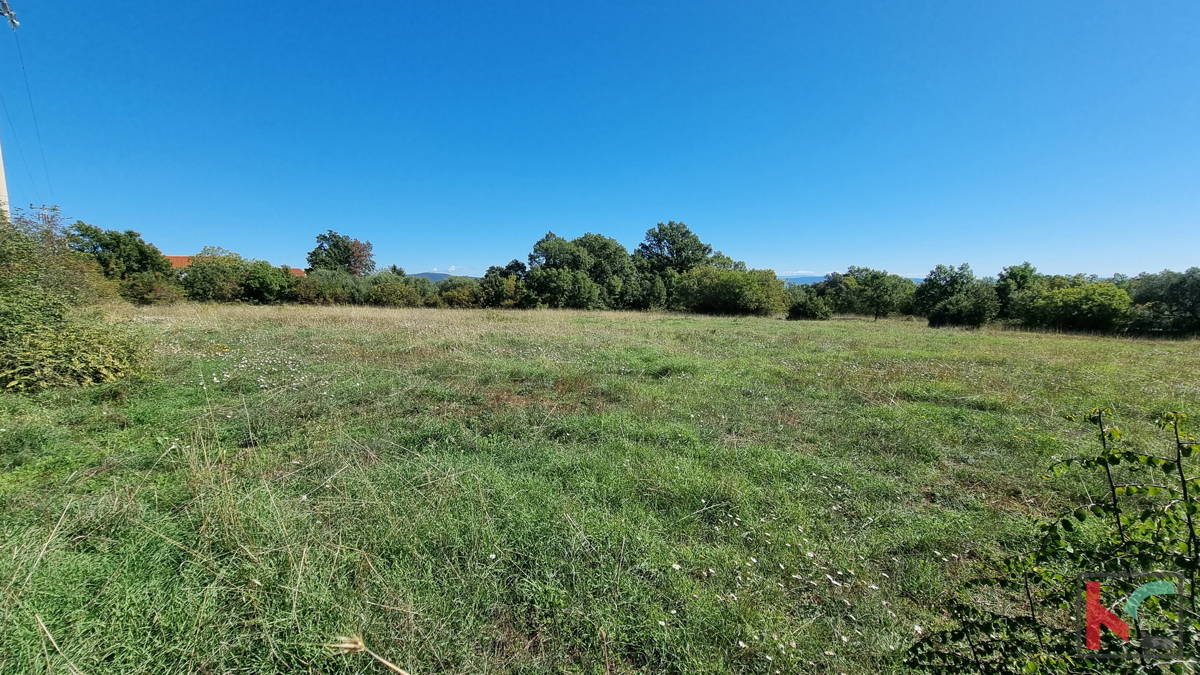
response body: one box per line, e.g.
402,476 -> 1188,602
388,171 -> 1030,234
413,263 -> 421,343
13,32 -> 51,203
0,74 -> 40,203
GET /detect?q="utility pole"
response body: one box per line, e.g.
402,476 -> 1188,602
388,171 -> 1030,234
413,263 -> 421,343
0,1 -> 17,220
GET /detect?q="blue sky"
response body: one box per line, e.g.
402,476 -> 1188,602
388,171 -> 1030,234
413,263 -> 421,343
0,1 -> 1195,278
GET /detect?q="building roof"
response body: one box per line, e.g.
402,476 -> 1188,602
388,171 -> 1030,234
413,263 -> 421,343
165,255 -> 306,276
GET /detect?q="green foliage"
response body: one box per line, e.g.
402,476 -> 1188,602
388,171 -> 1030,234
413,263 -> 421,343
913,263 -> 976,316
479,268 -> 526,308
68,222 -> 173,279
241,261 -> 299,304
786,294 -> 832,320
305,230 -> 376,276
674,266 -> 787,316
808,272 -> 859,314
68,221 -> 178,305
525,266 -> 602,309
633,221 -> 713,276
996,262 -> 1038,319
119,271 -> 182,305
369,276 -> 422,307
927,282 -> 1000,328
908,410 -> 1200,673
846,266 -> 916,320
0,215 -> 145,391
0,314 -> 144,391
178,248 -> 249,302
1127,268 -> 1200,335
1017,282 -> 1132,333
294,269 -> 370,305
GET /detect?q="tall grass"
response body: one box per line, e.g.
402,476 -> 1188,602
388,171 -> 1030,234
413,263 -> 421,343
1,305 -> 1197,673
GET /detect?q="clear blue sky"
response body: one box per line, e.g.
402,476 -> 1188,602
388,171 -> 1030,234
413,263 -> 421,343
0,1 -> 1196,278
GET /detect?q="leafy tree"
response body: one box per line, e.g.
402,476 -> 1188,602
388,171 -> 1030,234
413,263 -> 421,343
479,272 -> 525,308
178,248 -> 249,302
995,262 -> 1038,319
369,277 -> 421,307
1127,267 -> 1200,334
808,272 -> 859,314
846,266 -> 915,320
674,267 -> 786,316
634,221 -> 713,275
241,262 -> 298,304
306,230 -> 375,276
786,286 -> 832,321
67,223 -> 172,280
913,263 -> 975,316
927,282 -> 1000,327
1018,281 -> 1132,333
525,267 -> 602,309
709,251 -> 748,272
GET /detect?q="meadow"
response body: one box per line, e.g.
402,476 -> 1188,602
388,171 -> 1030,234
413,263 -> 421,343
1,304 -> 1198,674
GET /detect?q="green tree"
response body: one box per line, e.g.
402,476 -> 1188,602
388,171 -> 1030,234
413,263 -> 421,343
306,230 -> 376,276
178,247 -> 249,302
927,281 -> 1000,328
674,267 -> 787,316
67,223 -> 172,279
846,266 -> 915,320
809,272 -> 859,314
634,221 -> 713,275
995,262 -> 1038,319
913,263 -> 975,316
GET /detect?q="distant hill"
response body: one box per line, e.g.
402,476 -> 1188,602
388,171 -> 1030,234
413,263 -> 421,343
412,272 -> 480,282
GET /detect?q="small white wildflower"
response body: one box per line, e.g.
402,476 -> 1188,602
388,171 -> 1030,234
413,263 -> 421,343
672,564 -> 681,570
658,620 -> 666,627
489,554 -> 496,559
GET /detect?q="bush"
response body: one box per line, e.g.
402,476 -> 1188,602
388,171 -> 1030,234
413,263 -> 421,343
0,314 -> 144,391
119,272 -> 180,305
294,269 -> 369,305
787,294 -> 832,320
927,282 -> 999,328
1016,282 -> 1132,333
242,262 -> 298,304
674,267 -> 787,316
525,267 -> 602,309
369,279 -> 421,307
1,218 -> 146,391
440,283 -> 481,308
479,273 -> 525,308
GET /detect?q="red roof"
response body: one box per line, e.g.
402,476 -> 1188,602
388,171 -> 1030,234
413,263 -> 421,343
166,256 -> 306,276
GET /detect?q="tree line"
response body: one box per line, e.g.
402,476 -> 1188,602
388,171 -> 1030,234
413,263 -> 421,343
60,214 -> 1200,336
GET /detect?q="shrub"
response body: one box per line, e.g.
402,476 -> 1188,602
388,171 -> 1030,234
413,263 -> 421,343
242,262 -> 298,304
119,272 -> 181,305
479,273 -> 525,308
1,218 -> 146,391
1017,282 -> 1132,333
927,282 -> 999,328
440,283 -> 481,308
525,267 -> 602,309
0,314 -> 144,391
787,294 -> 832,320
674,267 -> 787,316
294,269 -> 368,305
369,279 -> 421,307
178,250 -> 248,302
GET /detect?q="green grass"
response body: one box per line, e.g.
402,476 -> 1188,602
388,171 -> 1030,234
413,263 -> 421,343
1,304 -> 1198,674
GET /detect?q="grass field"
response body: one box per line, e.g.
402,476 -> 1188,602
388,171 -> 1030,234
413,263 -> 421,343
2,304 -> 1198,674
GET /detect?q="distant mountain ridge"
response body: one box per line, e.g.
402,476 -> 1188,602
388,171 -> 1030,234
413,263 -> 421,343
412,272 -> 480,282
